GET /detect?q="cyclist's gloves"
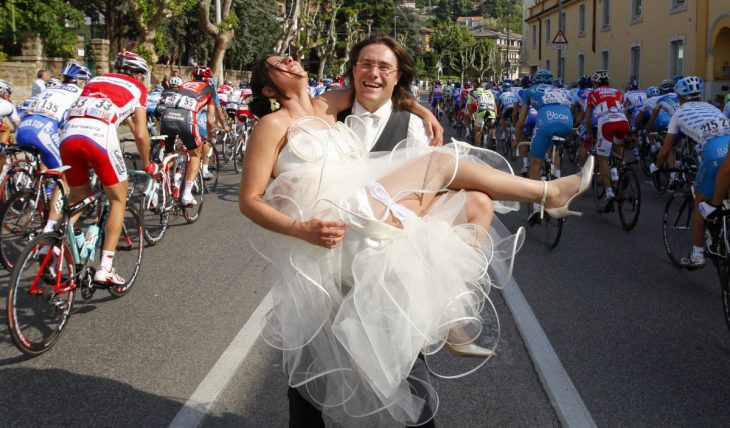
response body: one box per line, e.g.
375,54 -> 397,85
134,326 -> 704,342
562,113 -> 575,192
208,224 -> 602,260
145,163 -> 160,176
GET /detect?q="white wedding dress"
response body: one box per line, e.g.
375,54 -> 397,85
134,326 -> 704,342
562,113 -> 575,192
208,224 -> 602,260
249,116 -> 524,425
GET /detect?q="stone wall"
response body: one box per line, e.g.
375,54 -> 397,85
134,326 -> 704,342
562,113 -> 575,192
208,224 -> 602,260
148,64 -> 252,87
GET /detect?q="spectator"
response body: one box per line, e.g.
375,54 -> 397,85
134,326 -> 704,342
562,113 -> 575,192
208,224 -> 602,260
32,70 -> 50,97
161,74 -> 170,89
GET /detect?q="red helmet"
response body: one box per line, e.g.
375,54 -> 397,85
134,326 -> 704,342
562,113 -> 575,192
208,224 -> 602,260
333,75 -> 343,83
464,81 -> 473,89
192,65 -> 213,80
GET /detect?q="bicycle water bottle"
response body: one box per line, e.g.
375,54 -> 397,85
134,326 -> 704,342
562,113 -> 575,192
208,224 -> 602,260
173,171 -> 182,199
610,167 -> 619,185
80,225 -> 100,261
44,178 -> 56,198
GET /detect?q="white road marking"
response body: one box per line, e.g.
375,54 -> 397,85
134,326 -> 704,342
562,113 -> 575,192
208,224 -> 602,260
168,292 -> 272,428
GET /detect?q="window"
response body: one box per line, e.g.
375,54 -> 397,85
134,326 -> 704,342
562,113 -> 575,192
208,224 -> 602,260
558,56 -> 565,79
579,4 -> 586,35
670,39 -> 684,76
632,0 -> 642,19
559,11 -> 566,32
546,59 -> 551,72
602,0 -> 611,28
532,25 -> 536,48
601,50 -> 609,71
546,19 -> 551,45
670,0 -> 686,12
578,54 -> 585,77
630,45 -> 641,80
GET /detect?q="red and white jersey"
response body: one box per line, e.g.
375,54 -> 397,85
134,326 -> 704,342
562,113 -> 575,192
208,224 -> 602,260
587,86 -> 625,119
217,84 -> 234,105
67,73 -> 147,126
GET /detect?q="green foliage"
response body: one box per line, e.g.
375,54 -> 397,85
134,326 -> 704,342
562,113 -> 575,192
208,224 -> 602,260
2,0 -> 84,57
135,44 -> 155,65
479,0 -> 521,32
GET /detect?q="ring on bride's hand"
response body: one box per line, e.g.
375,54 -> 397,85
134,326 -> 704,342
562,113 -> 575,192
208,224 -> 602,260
327,236 -> 333,244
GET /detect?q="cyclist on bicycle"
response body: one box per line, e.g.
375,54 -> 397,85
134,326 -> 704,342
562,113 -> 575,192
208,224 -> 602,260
512,74 -> 539,176
585,70 -> 630,212
651,77 -> 730,269
496,81 -> 517,148
59,51 -> 153,285
647,79 -> 682,186
429,80 -> 444,118
16,62 -> 91,233
623,79 -> 647,158
158,65 -> 220,192
469,85 -> 497,148
216,79 -> 234,107
0,80 -> 19,144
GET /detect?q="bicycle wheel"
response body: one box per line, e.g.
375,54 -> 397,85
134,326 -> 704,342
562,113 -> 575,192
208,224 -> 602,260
0,190 -> 47,270
141,181 -> 169,246
182,172 -> 205,223
7,232 -> 76,356
0,167 -> 34,205
716,256 -> 730,333
106,205 -> 144,297
639,137 -> 652,177
592,170 -> 606,212
233,139 -> 244,174
543,212 -> 564,249
617,168 -> 641,231
662,191 -> 693,267
221,132 -> 234,163
204,144 -> 220,193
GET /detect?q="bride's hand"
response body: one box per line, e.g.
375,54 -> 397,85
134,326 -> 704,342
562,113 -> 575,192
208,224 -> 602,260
422,115 -> 444,147
296,218 -> 347,249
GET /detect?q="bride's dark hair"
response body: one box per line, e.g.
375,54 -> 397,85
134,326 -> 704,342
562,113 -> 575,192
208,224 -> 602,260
249,55 -> 299,118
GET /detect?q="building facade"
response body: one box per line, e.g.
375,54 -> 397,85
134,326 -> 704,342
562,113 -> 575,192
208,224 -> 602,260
471,28 -> 523,81
522,0 -> 730,102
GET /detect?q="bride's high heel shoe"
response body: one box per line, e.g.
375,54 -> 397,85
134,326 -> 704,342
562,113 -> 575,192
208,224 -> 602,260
447,343 -> 495,358
543,156 -> 595,219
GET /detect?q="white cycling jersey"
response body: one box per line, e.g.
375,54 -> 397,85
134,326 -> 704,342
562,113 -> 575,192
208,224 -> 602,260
499,91 -> 517,109
642,96 -> 661,114
624,90 -> 647,112
723,102 -> 730,119
668,102 -> 730,149
24,84 -> 82,123
0,99 -> 19,124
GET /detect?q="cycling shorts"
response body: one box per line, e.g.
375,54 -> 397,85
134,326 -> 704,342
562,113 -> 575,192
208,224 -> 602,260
473,109 -> 496,128
695,135 -> 730,197
430,98 -> 442,108
16,114 -> 62,169
522,108 -> 538,139
595,113 -> 630,157
530,105 -> 572,159
159,108 -> 204,153
501,107 -> 514,121
653,112 -> 671,131
59,118 -> 126,187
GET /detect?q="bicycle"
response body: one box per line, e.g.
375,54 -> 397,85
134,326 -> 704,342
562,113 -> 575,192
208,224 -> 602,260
592,148 -> 642,231
498,117 -> 516,161
6,166 -> 146,356
705,204 -> 730,333
138,135 -> 206,245
233,118 -> 251,174
661,162 -> 699,268
0,145 -> 39,205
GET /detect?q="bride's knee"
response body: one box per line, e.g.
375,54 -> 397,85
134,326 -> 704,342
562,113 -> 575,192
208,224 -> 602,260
464,191 -> 493,228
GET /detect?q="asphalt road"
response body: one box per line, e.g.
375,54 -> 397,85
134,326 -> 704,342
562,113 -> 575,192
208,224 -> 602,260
1,104 -> 729,427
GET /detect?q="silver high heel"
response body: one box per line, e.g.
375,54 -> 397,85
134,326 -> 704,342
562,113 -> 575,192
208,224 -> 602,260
447,343 -> 496,358
544,156 -> 595,219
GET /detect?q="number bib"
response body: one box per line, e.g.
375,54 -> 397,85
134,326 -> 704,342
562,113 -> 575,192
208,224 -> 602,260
699,116 -> 730,139
68,96 -> 119,123
27,98 -> 60,119
164,93 -> 197,111
542,89 -> 570,106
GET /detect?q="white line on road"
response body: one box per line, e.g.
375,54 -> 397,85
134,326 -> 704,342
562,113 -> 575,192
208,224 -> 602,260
502,281 -> 597,428
168,291 -> 272,428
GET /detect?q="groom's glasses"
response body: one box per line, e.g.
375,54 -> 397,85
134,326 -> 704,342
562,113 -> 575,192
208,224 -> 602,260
355,62 -> 399,77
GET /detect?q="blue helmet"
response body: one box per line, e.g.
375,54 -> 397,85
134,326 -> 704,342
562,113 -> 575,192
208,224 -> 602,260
552,78 -> 565,88
323,78 -> 333,86
61,61 -> 92,82
659,79 -> 674,94
0,80 -> 12,96
521,74 -> 535,87
674,76 -> 703,97
534,69 -> 553,84
500,82 -> 513,91
627,79 -> 640,90
578,75 -> 593,89
645,86 -> 660,98
671,75 -> 684,85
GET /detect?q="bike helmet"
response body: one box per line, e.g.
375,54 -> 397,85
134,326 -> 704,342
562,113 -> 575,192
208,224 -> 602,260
464,81 -> 473,89
192,65 -> 213,80
47,78 -> 62,87
308,78 -> 316,87
591,70 -> 609,85
578,75 -> 593,89
333,75 -> 343,83
627,79 -> 640,90
645,86 -> 660,98
521,74 -> 535,87
671,75 -> 684,85
659,79 -> 675,94
169,76 -> 183,87
724,93 -> 730,106
239,79 -> 250,89
552,78 -> 565,88
61,61 -> 92,82
534,69 -> 552,84
113,51 -> 149,76
674,76 -> 703,98
152,85 -> 164,92
500,82 -> 513,91
0,80 -> 12,96
323,78 -> 333,86
223,79 -> 232,86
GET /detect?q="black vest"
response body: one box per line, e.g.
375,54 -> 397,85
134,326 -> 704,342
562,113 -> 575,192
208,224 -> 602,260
338,108 -> 410,152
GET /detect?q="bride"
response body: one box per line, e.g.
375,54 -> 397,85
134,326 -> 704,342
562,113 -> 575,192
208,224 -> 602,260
239,55 -> 594,425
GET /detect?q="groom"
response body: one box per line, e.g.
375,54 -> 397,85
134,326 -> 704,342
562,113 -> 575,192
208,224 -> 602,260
288,35 -> 439,428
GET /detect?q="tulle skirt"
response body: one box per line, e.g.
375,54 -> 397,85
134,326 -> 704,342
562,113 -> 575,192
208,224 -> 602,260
248,116 -> 524,425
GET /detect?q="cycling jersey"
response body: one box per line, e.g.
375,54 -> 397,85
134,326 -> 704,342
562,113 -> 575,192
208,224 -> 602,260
217,84 -> 234,105
522,84 -> 573,158
669,102 -> 730,196
60,73 -> 148,187
724,102 -> 730,119
147,88 -> 163,117
656,93 -> 680,116
588,86 -> 629,156
499,91 -> 517,117
624,90 -> 647,115
16,84 -> 82,169
469,88 -> 496,111
158,80 -> 216,152
642,96 -> 669,131
0,99 -> 20,124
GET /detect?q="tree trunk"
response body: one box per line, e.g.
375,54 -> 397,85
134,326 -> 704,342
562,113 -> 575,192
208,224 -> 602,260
199,0 -> 235,83
273,0 -> 301,55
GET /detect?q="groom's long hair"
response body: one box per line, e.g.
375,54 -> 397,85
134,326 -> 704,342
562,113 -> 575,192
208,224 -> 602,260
346,35 -> 416,111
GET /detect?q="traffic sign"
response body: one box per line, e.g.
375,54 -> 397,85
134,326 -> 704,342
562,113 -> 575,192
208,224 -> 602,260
551,30 -> 568,49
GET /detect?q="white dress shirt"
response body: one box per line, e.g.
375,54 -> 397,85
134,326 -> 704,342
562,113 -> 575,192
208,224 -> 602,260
31,79 -> 46,97
350,99 -> 429,151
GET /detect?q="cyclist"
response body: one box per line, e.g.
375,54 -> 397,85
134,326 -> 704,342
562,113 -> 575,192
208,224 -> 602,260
512,75 -> 539,176
647,79 -> 681,186
585,70 -> 630,212
158,65 -> 220,191
624,79 -> 647,157
496,81 -> 517,148
460,81 -> 474,138
0,80 -> 19,144
722,93 -> 730,119
217,79 -> 234,107
429,80 -> 444,118
16,62 -> 91,233
468,84 -> 497,148
59,51 -> 153,285
451,82 -> 463,126
572,76 -> 594,168
651,77 -> 730,269
515,69 -> 574,221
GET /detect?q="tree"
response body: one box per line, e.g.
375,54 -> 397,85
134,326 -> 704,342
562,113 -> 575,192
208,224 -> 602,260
199,0 -> 237,81
127,0 -> 195,64
273,0 -> 301,55
431,20 -> 476,82
472,38 -> 498,82
1,0 -> 84,57
336,8 -> 361,75
314,0 -> 342,79
226,0 -> 279,69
